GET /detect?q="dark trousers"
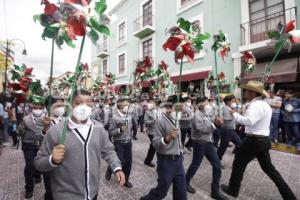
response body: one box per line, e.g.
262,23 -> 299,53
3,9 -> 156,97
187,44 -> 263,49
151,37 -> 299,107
139,114 -> 145,132
186,142 -> 221,193
270,113 -> 280,141
284,122 -> 300,143
22,142 -> 41,192
180,128 -> 193,148
144,154 -> 187,200
144,135 -> 155,164
43,172 -> 53,200
9,122 -> 18,145
132,122 -> 138,138
217,128 -> 242,160
229,136 -> 296,200
113,141 -> 132,182
213,128 -> 222,147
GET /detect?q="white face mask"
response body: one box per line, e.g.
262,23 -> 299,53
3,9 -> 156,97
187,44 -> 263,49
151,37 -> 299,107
122,106 -> 129,114
95,103 -> 100,108
52,107 -> 65,117
231,103 -> 237,109
72,104 -> 92,121
161,108 -> 167,114
171,111 -> 182,120
32,109 -> 44,117
104,104 -> 109,109
186,102 -> 191,107
148,103 -> 154,110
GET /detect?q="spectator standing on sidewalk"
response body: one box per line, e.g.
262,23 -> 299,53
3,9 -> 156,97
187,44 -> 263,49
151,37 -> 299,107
266,90 -> 282,143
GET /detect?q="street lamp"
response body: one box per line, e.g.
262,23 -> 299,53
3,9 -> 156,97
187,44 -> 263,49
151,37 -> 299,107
4,38 -> 27,92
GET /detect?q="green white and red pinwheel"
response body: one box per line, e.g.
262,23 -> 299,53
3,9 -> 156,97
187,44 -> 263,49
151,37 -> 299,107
163,18 -> 210,64
34,0 -> 110,48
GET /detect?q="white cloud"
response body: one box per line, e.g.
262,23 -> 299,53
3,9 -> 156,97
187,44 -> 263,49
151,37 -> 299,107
0,0 -> 120,84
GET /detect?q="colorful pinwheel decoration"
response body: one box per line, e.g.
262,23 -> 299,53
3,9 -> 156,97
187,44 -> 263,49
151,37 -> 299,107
163,18 -> 210,64
34,0 -> 110,48
9,64 -> 33,93
211,30 -> 231,62
268,20 -> 300,53
134,56 -> 155,82
242,51 -> 256,72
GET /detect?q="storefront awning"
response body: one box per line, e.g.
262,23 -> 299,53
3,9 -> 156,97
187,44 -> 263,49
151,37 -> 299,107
242,57 -> 299,83
171,70 -> 210,83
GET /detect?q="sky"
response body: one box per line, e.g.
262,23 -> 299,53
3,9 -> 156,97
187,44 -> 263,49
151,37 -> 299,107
0,0 -> 120,84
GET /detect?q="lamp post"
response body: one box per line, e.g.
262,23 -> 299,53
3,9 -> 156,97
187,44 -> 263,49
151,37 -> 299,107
4,38 -> 27,93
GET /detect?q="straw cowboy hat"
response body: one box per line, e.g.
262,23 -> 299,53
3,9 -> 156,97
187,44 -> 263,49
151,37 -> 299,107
241,81 -> 270,98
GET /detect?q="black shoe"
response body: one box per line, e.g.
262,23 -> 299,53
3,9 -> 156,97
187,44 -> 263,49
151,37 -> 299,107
211,191 -> 229,200
124,181 -> 133,188
186,183 -> 196,194
221,184 -> 238,198
35,177 -> 42,184
140,196 -> 150,200
144,162 -> 155,168
185,146 -> 192,152
25,191 -> 33,199
105,170 -> 112,181
133,137 -> 138,140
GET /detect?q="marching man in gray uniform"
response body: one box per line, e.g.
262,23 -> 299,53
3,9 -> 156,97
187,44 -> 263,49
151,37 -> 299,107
141,95 -> 187,200
106,97 -> 134,188
185,97 -> 228,200
34,90 -> 125,200
143,99 -> 161,167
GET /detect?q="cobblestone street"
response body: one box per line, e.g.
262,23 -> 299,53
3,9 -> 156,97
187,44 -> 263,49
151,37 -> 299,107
0,132 -> 300,200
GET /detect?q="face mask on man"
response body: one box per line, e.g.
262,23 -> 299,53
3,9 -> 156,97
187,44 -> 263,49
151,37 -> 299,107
32,109 -> 44,118
148,103 -> 154,110
231,103 -> 237,109
186,102 -> 191,107
72,104 -> 92,121
122,106 -> 129,114
95,103 -> 100,108
53,107 -> 65,117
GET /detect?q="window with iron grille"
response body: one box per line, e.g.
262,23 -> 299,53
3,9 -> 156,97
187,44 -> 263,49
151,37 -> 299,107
118,21 -> 126,43
143,0 -> 152,26
118,53 -> 125,74
249,0 -> 284,43
103,59 -> 107,76
142,38 -> 152,58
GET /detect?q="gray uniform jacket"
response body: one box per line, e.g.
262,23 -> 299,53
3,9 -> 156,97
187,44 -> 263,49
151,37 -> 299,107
92,108 -> 108,125
34,120 -> 121,200
191,109 -> 214,143
221,106 -> 235,130
152,113 -> 183,155
179,105 -> 193,129
22,114 -> 44,146
144,109 -> 159,134
109,110 -> 133,142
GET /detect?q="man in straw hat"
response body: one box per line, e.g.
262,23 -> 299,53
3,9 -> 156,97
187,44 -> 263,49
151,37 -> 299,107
221,81 -> 296,200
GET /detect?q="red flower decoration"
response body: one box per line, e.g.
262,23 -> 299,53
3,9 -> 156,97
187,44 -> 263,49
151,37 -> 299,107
163,36 -> 182,51
160,61 -> 168,70
43,0 -> 58,16
285,20 -> 295,33
64,0 -> 90,7
175,43 -> 194,62
82,63 -> 89,71
66,14 -> 86,40
24,68 -> 33,76
218,72 -> 225,81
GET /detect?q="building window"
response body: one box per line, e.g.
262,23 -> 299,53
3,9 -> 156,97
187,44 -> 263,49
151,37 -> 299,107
142,38 -> 152,58
118,21 -> 126,43
103,36 -> 108,52
181,0 -> 193,6
103,59 -> 107,76
249,0 -> 284,43
143,0 -> 152,26
118,53 -> 125,74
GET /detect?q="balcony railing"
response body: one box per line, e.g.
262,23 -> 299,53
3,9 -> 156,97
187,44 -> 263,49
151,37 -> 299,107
240,7 -> 297,46
96,42 -> 109,58
133,14 -> 155,39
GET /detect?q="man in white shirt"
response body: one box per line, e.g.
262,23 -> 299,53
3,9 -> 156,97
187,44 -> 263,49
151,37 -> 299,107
221,81 -> 296,200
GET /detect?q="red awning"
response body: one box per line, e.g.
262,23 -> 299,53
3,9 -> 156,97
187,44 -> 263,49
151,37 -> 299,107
242,58 -> 298,83
171,70 -> 210,83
